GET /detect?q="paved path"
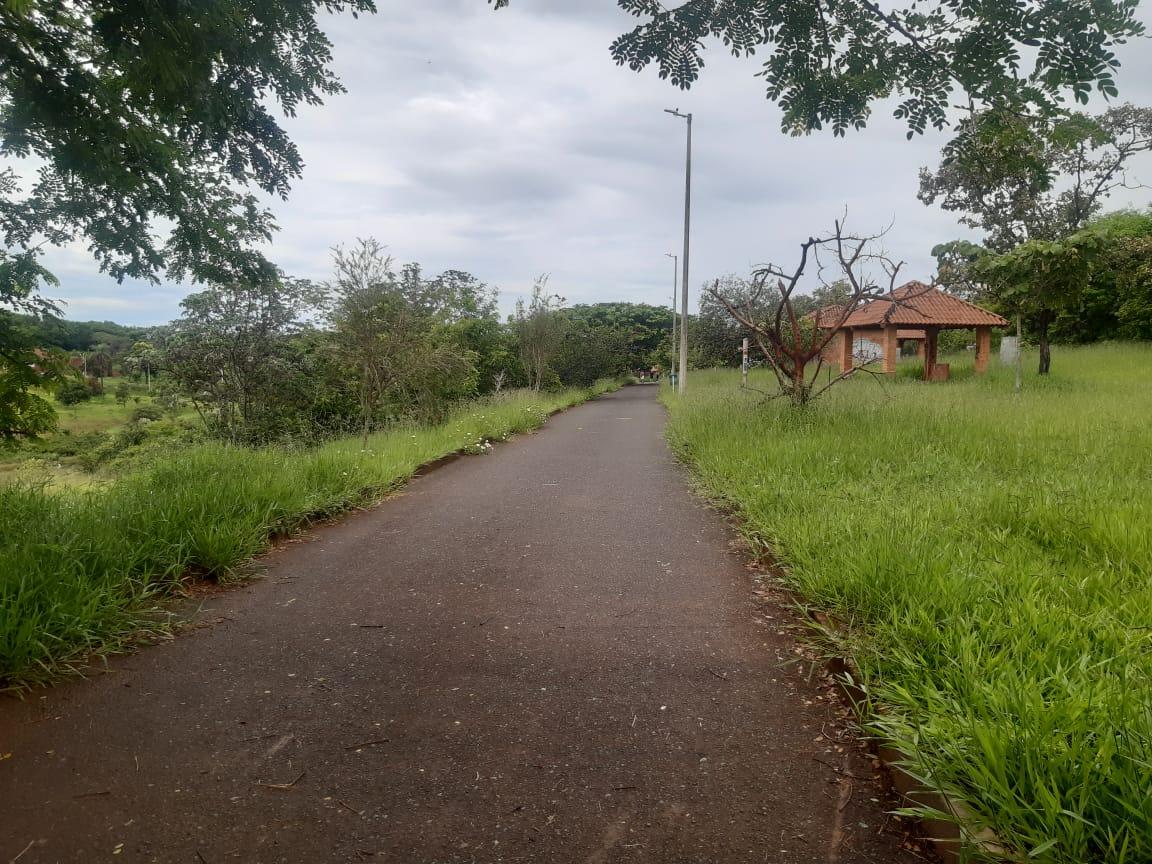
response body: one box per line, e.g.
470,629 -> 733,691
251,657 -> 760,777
0,387 -> 917,864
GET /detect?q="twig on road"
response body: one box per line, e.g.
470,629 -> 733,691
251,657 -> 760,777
337,798 -> 364,817
344,739 -> 390,750
255,771 -> 305,790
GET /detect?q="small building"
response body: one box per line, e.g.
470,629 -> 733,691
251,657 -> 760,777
816,282 -> 1008,380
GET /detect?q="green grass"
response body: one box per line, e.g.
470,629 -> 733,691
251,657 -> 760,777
0,381 -> 619,688
662,344 -> 1152,864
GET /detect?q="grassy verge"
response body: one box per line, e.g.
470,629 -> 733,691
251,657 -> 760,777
662,345 -> 1151,864
0,381 -> 620,688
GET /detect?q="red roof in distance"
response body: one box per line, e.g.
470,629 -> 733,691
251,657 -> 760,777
835,282 -> 1009,329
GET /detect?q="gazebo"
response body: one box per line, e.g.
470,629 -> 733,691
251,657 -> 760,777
817,282 -> 1009,380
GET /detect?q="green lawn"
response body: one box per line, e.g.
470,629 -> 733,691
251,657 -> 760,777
0,381 -> 619,688
662,344 -> 1152,864
0,384 -> 202,488
54,390 -> 147,434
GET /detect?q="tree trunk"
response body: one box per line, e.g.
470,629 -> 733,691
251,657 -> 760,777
1037,315 -> 1052,375
788,361 -> 811,408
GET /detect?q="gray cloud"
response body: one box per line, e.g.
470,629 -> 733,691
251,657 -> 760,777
40,1 -> 1152,323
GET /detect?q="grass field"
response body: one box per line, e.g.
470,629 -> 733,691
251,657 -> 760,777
0,381 -> 619,688
662,344 -> 1152,864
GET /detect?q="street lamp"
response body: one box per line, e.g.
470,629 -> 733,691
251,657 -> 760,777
665,252 -> 678,381
664,108 -> 692,394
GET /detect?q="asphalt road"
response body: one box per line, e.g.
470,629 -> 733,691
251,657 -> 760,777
0,386 -> 919,864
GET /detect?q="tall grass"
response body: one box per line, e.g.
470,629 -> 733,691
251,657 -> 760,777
663,344 -> 1152,864
0,381 -> 619,687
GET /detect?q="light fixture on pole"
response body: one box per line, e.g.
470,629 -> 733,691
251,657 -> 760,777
664,108 -> 692,395
665,252 -> 678,381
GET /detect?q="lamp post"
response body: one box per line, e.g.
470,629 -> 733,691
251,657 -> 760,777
665,252 -> 678,381
664,108 -> 692,394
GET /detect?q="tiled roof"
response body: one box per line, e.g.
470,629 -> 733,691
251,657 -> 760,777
811,304 -> 848,327
841,282 -> 1008,328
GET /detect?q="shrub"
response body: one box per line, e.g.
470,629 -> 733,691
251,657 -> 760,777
131,403 -> 165,423
56,378 -> 93,405
114,381 -> 131,404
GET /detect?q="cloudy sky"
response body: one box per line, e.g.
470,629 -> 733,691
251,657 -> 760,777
45,0 -> 1152,324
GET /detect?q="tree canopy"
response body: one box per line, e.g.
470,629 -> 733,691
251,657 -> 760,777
920,105 -> 1152,251
0,0 -> 375,288
490,0 -> 1144,137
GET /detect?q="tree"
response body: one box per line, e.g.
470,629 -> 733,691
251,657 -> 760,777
693,276 -> 763,369
0,0 -> 374,289
0,254 -> 62,439
514,276 -> 567,392
975,230 -> 1110,374
561,303 -> 673,372
551,319 -> 630,387
0,1 -> 372,434
920,105 -> 1152,252
161,275 -> 319,442
930,240 -> 990,300
489,1 -> 1142,137
124,341 -> 160,391
1108,220 -> 1152,340
326,239 -> 475,445
707,219 -> 906,408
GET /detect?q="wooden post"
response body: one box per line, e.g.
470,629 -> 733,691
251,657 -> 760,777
837,329 -> 853,373
925,328 -> 939,380
974,326 -> 991,375
882,325 -> 898,375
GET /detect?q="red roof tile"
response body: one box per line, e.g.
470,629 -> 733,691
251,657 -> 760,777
841,282 -> 1008,329
810,304 -> 848,327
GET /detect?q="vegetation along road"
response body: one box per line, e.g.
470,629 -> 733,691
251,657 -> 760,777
0,386 -> 917,863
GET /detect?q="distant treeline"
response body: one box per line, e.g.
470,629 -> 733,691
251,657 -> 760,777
6,240 -> 675,445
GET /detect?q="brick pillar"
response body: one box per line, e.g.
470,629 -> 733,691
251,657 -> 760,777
837,329 -> 853,372
975,326 -> 991,375
916,339 -> 925,359
925,329 -> 938,380
882,325 -> 898,375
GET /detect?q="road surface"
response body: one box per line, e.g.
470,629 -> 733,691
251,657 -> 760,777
0,386 -> 918,863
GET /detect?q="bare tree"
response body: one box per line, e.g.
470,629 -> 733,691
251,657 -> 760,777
708,219 -> 919,408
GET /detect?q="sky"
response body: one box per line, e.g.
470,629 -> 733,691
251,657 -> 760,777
39,0 -> 1152,325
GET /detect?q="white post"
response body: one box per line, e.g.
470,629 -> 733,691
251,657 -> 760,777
667,253 -> 678,378
741,338 -> 749,388
1015,315 -> 1023,395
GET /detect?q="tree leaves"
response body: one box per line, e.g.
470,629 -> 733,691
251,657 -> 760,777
492,1 -> 1144,138
0,0 -> 375,287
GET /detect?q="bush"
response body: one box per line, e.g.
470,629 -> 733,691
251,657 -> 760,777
114,381 -> 131,404
131,403 -> 165,423
56,378 -> 94,405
